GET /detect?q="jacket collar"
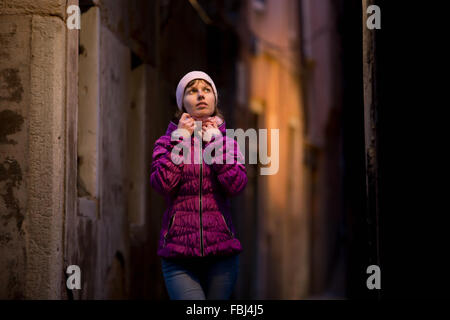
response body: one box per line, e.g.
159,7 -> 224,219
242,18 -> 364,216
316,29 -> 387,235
165,119 -> 227,137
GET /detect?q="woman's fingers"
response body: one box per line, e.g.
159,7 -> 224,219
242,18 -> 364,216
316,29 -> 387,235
202,123 -> 212,132
177,113 -> 197,137
181,113 -> 191,122
185,119 -> 195,129
202,120 -> 217,128
179,114 -> 220,140
179,113 -> 191,126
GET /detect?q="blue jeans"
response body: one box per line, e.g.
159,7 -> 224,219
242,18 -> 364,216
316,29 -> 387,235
161,254 -> 239,300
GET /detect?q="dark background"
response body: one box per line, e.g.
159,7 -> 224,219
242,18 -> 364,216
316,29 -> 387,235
376,1 -> 449,298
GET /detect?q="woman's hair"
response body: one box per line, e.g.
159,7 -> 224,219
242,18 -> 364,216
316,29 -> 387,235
172,79 -> 224,123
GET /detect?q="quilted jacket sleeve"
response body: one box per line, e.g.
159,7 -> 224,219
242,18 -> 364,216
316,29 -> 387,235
209,135 -> 248,197
150,135 -> 189,196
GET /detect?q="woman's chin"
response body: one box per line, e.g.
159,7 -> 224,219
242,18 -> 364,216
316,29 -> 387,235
192,111 -> 212,121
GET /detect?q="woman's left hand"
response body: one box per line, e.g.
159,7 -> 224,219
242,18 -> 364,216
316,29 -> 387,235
202,117 -> 222,142
202,120 -> 217,136
203,116 -> 222,128
202,117 -> 217,130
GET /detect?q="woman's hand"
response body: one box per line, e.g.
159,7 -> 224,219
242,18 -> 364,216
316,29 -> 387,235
177,113 -> 195,138
202,117 -> 218,132
202,116 -> 222,130
202,116 -> 222,142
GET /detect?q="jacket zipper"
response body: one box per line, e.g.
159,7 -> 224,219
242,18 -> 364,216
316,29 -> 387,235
199,138 -> 204,256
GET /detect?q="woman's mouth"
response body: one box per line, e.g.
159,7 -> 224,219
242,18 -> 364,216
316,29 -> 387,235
197,103 -> 208,109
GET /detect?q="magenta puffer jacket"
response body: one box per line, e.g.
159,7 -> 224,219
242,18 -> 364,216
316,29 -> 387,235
150,119 -> 247,258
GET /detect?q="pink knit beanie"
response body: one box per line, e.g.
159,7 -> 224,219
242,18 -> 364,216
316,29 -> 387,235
175,71 -> 218,110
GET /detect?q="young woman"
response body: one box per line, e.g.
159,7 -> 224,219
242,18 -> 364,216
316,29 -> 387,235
150,71 -> 248,300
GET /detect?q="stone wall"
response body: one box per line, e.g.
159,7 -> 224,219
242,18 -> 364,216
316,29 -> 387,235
0,0 -> 68,299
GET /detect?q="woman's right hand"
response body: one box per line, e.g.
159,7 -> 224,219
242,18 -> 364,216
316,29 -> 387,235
177,113 -> 195,138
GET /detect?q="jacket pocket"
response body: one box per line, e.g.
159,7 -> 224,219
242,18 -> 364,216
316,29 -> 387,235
163,213 -> 177,246
220,214 -> 234,238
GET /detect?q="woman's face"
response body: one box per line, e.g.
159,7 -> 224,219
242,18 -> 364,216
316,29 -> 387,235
182,79 -> 216,120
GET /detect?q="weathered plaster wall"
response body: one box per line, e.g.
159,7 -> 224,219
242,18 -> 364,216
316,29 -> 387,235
26,14 -> 66,300
0,0 -> 66,18
64,4 -> 133,299
97,21 -> 131,299
0,15 -> 29,298
0,0 -> 67,298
